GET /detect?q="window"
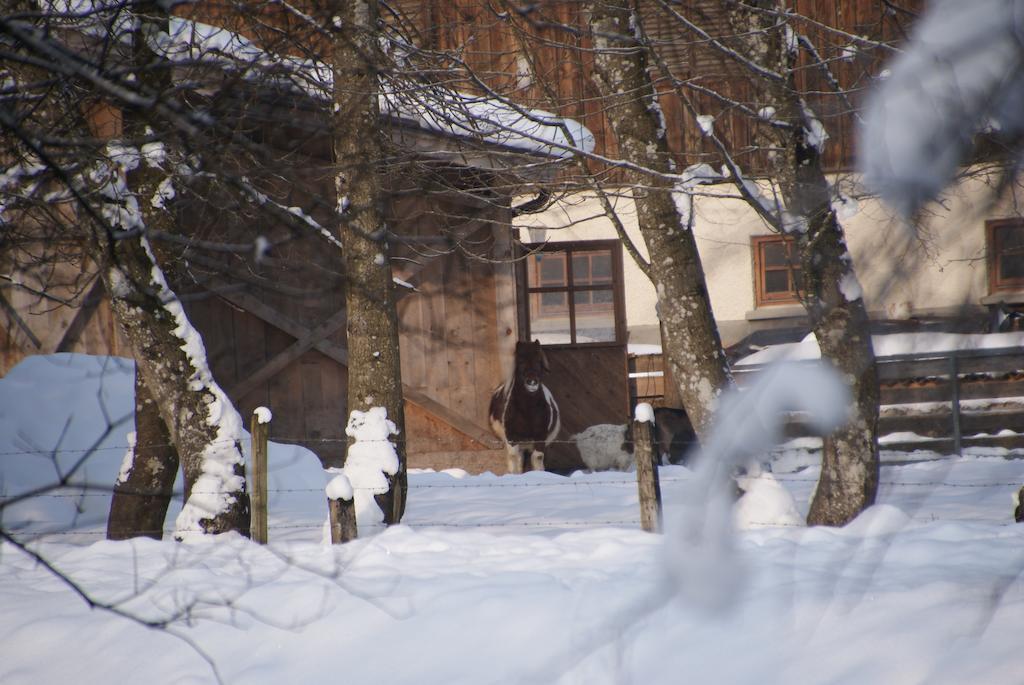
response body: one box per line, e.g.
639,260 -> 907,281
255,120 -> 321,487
753,235 -> 803,306
520,241 -> 624,345
988,219 -> 1024,292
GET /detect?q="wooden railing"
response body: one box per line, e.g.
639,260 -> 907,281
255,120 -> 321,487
730,346 -> 1024,453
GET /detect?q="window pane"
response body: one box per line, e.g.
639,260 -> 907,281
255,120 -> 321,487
572,249 -> 613,285
1001,256 -> 1024,280
764,269 -> 790,293
540,255 -> 565,284
540,292 -> 566,309
589,253 -> 612,283
762,241 -> 789,268
530,311 -> 572,344
999,224 -> 1024,250
997,224 -> 1024,282
572,254 -> 590,283
574,289 -> 614,310
573,291 -> 615,342
792,268 -> 804,293
530,291 -> 571,343
531,253 -> 565,287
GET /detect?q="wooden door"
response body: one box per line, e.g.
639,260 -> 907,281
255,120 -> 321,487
541,344 -> 630,472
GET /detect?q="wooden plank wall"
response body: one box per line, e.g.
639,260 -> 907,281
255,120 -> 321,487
388,0 -> 921,175
0,266 -> 131,376
391,188 -> 511,452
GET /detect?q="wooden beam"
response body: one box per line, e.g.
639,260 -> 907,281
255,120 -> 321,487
229,306 -> 348,401
0,290 -> 42,351
50,279 -> 105,353
218,289 -> 348,365
402,387 -> 501,449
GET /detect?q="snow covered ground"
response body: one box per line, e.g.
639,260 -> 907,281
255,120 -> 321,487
2,354 -> 1024,684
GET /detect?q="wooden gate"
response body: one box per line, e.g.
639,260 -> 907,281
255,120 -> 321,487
539,344 -> 631,472
513,238 -> 631,472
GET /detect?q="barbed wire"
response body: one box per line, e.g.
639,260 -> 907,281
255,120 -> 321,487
8,514 -> 1020,539
5,422 -> 1024,459
4,472 -> 1022,501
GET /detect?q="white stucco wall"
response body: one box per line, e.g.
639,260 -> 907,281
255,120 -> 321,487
516,191 -> 659,341
516,172 -> 1021,347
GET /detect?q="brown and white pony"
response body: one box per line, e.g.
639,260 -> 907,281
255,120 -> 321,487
489,340 -> 560,474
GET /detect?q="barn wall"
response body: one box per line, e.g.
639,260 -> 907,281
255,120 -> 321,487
1,159 -> 515,473
387,0 -> 921,175
391,186 -> 516,441
0,256 -> 131,376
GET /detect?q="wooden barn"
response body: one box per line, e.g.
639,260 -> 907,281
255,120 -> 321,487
0,14 -> 632,474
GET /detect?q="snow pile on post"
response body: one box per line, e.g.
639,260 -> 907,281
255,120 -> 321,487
341,407 -> 400,529
634,402 -> 655,424
733,466 -> 804,530
324,467 -> 354,502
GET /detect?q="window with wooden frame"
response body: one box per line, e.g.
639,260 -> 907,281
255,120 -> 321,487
987,219 -> 1024,293
753,235 -> 803,306
519,240 -> 626,345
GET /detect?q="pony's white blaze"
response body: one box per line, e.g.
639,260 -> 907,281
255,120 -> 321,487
542,385 -> 560,442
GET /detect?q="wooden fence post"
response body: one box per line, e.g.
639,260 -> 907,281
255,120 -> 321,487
328,498 -> 358,543
949,354 -> 962,455
250,408 -> 270,544
633,406 -> 662,533
326,468 -> 358,543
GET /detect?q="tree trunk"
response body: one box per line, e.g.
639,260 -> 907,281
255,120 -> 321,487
93,1 -> 250,537
330,0 -> 407,525
588,0 -> 731,438
107,368 -> 179,540
797,212 -> 880,526
90,226 -> 251,536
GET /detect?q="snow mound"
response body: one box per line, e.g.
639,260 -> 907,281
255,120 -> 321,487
734,472 -> 805,529
842,504 -> 912,537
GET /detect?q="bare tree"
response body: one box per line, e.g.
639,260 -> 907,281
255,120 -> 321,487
586,0 -> 732,438
329,0 -> 408,524
711,1 -> 879,525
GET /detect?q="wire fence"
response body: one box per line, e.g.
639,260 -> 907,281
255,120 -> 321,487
10,515 -> 1023,539
4,470 -> 1023,538
6,423 -> 1024,541
6,472 -> 1024,498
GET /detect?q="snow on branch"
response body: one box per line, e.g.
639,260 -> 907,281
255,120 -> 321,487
860,0 -> 1024,215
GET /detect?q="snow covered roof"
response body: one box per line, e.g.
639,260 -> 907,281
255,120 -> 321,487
33,2 -> 593,160
161,17 -> 594,161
